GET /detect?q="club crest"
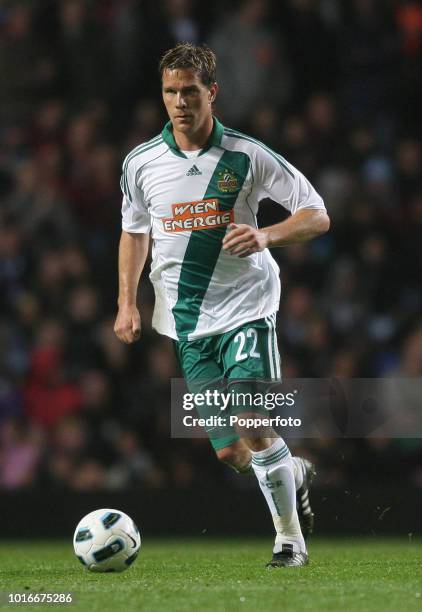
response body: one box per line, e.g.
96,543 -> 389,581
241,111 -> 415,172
217,169 -> 239,193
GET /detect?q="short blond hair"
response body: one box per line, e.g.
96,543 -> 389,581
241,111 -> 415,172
159,43 -> 217,87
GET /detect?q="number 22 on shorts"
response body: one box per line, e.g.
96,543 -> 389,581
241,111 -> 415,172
233,329 -> 261,362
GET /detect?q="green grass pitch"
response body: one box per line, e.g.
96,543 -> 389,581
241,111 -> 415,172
0,539 -> 421,611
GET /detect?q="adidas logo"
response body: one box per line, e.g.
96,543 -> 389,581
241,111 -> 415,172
186,165 -> 202,176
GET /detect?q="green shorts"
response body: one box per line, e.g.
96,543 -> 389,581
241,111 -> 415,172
173,313 -> 281,451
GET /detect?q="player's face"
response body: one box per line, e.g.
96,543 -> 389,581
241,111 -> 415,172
162,68 -> 218,136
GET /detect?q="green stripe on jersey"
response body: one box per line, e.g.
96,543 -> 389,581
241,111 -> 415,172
172,150 -> 251,340
224,128 -> 295,179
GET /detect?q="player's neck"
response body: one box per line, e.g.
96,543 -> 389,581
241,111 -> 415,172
173,115 -> 214,151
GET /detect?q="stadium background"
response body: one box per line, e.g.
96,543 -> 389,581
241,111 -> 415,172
0,0 -> 421,537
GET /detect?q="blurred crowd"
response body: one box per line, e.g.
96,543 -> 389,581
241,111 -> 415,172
1,0 -> 422,491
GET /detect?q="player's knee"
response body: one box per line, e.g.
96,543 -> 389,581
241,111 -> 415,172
216,444 -> 249,471
216,446 -> 238,467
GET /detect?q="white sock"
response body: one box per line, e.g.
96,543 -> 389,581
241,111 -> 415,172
291,456 -> 304,490
233,457 -> 303,483
251,438 -> 306,554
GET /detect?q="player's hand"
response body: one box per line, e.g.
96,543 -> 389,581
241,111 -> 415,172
114,304 -> 141,344
222,223 -> 268,257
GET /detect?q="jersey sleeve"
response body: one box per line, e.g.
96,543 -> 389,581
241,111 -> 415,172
253,145 -> 325,214
120,158 -> 151,234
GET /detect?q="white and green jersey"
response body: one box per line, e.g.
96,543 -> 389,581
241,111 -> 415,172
121,118 -> 325,341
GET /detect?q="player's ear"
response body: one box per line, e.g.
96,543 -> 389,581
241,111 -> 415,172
208,82 -> 219,104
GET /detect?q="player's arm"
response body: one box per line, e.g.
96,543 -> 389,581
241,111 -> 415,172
223,145 -> 329,257
116,150 -> 151,343
114,230 -> 149,344
222,209 -> 330,257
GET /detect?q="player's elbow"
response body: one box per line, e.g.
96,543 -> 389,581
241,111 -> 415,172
314,211 -> 330,236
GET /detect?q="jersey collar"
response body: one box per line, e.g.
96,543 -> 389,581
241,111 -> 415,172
161,116 -> 224,158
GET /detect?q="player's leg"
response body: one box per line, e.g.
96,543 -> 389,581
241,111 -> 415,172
220,315 -> 308,567
215,438 -> 253,474
173,337 -> 243,456
215,436 -> 314,504
174,327 -> 310,480
242,433 -> 308,567
174,327 -> 312,564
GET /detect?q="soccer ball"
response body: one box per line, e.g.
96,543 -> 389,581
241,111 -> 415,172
73,508 -> 141,572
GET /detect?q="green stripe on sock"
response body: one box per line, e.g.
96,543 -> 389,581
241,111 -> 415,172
265,447 -> 290,464
259,445 -> 288,462
252,446 -> 290,466
264,448 -> 290,466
